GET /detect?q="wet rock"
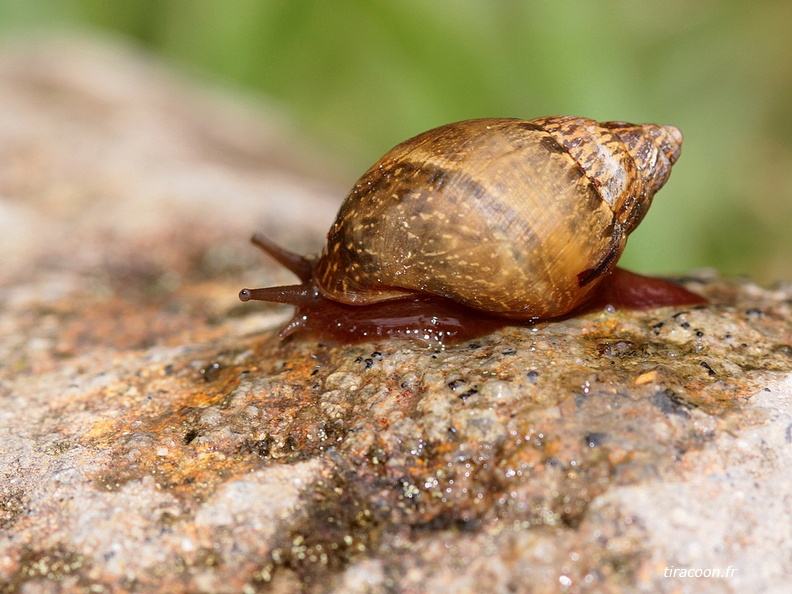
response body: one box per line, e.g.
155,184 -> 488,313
1,35 -> 791,593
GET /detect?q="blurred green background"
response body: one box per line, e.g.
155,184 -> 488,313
2,0 -> 790,281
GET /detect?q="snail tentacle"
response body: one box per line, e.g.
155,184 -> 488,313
250,233 -> 313,283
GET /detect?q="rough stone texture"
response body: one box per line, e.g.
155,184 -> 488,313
2,35 -> 792,594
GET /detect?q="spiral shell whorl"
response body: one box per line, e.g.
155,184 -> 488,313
604,121 -> 682,195
534,116 -> 682,234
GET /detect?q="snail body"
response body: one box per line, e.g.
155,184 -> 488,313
240,116 -> 704,345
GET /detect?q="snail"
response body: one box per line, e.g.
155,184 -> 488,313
239,116 -> 705,345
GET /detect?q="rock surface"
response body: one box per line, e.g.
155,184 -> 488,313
1,35 -> 791,594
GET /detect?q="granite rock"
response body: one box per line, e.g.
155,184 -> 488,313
1,35 -> 791,594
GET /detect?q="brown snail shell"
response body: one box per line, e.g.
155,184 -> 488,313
309,116 -> 683,320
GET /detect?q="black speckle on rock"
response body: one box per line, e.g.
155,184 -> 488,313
651,389 -> 693,418
447,378 -> 467,391
355,356 -> 375,369
200,362 -> 222,382
699,361 -> 716,376
459,388 -> 478,401
239,436 -> 275,458
584,432 -> 608,448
